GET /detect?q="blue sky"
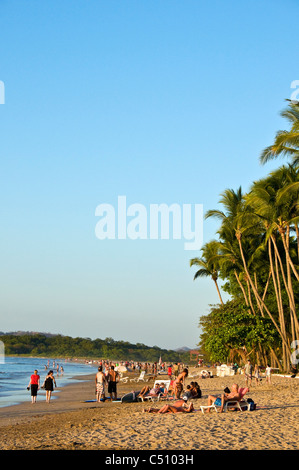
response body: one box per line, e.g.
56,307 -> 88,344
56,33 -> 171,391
0,0 -> 298,350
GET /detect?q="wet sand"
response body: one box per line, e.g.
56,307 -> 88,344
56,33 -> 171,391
0,371 -> 298,450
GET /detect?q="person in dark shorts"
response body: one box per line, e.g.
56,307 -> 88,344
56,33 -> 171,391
107,365 -> 119,401
28,370 -> 40,404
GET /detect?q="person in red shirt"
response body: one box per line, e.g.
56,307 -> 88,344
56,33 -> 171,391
28,370 -> 40,403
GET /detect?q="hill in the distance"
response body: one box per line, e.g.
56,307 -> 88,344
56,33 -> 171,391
0,331 -> 194,363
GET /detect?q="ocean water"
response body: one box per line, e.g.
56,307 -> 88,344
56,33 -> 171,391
0,357 -> 96,408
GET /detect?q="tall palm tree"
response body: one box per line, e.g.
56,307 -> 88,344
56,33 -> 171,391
190,241 -> 224,305
247,168 -> 299,345
206,188 -> 291,356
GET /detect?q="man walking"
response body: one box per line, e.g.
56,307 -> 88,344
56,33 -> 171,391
244,360 -> 253,387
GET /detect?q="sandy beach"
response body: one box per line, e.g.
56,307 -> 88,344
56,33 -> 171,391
0,369 -> 298,451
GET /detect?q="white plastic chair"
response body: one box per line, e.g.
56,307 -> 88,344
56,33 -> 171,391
130,371 -> 148,383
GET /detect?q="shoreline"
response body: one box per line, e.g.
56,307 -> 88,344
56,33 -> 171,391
0,371 -> 298,450
0,373 -> 97,427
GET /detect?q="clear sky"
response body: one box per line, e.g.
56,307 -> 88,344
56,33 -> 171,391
0,0 -> 298,350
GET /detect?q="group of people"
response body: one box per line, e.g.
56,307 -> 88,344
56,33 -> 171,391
181,382 -> 202,400
28,369 -> 57,404
95,365 -> 120,402
243,360 -> 272,386
137,371 -> 202,403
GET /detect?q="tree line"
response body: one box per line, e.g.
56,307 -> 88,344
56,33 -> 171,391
191,100 -> 299,372
0,333 -> 190,363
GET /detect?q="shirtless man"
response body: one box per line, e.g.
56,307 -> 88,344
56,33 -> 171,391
107,365 -> 120,401
206,383 -> 241,413
174,368 -> 188,399
95,366 -> 106,402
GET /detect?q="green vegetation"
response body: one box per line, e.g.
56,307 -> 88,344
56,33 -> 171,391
191,100 -> 299,371
0,333 -> 190,363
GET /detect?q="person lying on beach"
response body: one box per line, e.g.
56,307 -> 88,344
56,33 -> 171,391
206,383 -> 241,413
138,383 -> 162,399
143,400 -> 194,414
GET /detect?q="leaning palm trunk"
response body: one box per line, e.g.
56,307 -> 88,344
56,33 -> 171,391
213,278 -> 224,305
278,226 -> 299,283
286,226 -> 299,342
270,233 -> 299,340
268,238 -> 288,369
272,240 -> 289,370
234,270 -> 255,316
245,277 -> 256,315
236,231 -> 290,359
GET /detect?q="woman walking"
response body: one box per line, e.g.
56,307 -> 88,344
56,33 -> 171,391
28,370 -> 40,404
43,370 -> 57,403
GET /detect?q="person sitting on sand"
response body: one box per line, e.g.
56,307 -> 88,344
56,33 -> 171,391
143,400 -> 194,414
190,382 -> 201,398
206,383 -> 241,413
181,385 -> 192,401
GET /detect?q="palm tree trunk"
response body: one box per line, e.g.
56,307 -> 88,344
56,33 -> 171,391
236,231 -> 290,355
234,270 -> 249,306
295,224 -> 299,262
213,279 -> 224,305
246,278 -> 256,315
271,234 -> 299,339
268,237 -> 288,369
278,226 -> 299,282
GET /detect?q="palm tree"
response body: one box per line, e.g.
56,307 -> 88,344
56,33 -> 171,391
260,101 -> 299,165
190,241 -> 224,305
247,168 -> 299,346
206,187 -> 291,357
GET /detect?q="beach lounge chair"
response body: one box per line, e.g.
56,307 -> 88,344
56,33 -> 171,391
139,380 -> 171,402
130,371 -> 148,383
119,376 -> 129,383
200,387 -> 250,413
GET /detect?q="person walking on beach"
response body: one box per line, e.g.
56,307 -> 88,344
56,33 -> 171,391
254,364 -> 261,386
265,364 -> 272,384
107,365 -> 119,401
244,360 -> 253,387
28,370 -> 40,404
95,366 -> 106,402
43,370 -> 57,403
